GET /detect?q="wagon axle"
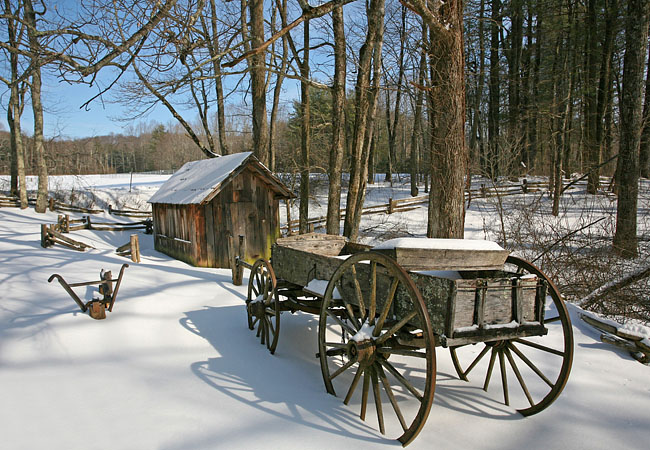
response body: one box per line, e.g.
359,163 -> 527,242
348,339 -> 377,367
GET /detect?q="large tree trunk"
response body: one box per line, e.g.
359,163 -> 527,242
639,22 -> 650,179
25,0 -> 48,213
326,5 -> 346,235
613,0 -> 650,257
249,0 -> 269,165
424,1 -> 467,238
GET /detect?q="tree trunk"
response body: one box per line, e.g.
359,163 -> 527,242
343,0 -> 385,240
613,0 -> 650,257
208,0 -> 229,155
25,0 -> 48,213
425,1 -> 467,238
507,0 -> 523,171
488,0 -> 501,178
268,0 -> 289,171
585,0 -> 601,194
639,22 -> 650,179
595,0 -> 618,174
326,5 -> 346,235
299,19 -> 311,234
249,0 -> 269,165
4,0 -> 27,207
410,22 -> 427,198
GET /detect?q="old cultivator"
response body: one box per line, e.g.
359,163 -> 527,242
233,234 -> 573,446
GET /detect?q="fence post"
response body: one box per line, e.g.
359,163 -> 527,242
286,199 -> 293,236
49,198 -> 55,211
41,224 -> 48,247
387,198 -> 394,214
130,234 -> 141,263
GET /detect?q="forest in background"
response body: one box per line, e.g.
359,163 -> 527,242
1,0 -> 649,252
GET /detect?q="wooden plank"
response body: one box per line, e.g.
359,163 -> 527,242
375,246 -> 508,271
276,233 -> 348,256
204,202 -> 215,267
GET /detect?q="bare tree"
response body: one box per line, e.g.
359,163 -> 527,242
326,4 -> 346,235
613,0 -> 650,257
343,0 -> 385,241
1,0 -> 28,207
404,0 -> 468,238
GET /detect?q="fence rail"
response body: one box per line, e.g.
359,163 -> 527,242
281,177 -> 609,235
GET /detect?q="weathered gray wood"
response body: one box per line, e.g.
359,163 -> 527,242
580,314 -> 619,335
130,234 -> 140,263
276,233 -> 348,256
636,339 -> 650,353
600,332 -> 640,353
374,246 -> 509,271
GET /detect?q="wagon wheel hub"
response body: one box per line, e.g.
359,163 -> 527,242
348,339 -> 376,367
250,300 -> 266,318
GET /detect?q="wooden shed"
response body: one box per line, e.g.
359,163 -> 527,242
148,152 -> 293,268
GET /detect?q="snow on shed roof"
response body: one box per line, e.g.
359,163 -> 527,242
148,152 -> 290,205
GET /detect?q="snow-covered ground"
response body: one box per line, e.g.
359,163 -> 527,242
1,173 -> 649,450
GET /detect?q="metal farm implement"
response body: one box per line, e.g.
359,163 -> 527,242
234,233 -> 573,446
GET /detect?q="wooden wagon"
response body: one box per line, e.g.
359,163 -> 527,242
234,233 -> 573,446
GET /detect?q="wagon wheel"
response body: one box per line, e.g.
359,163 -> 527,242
449,255 -> 573,416
246,259 -> 281,354
318,252 -> 436,446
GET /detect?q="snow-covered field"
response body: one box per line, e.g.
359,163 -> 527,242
1,173 -> 649,450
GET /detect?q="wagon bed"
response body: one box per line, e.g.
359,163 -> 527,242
238,233 -> 573,446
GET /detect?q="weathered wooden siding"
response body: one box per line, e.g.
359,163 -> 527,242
206,168 -> 281,268
153,203 -> 203,266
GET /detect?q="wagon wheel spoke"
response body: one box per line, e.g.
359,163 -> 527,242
377,363 -> 408,432
331,357 -> 358,381
319,252 -> 435,446
373,277 -> 399,337
326,309 -> 357,335
483,348 -> 498,391
360,367 -> 370,421
368,261 -> 377,325
246,259 -> 279,354
513,338 -> 565,357
509,342 -> 554,387
343,366 -> 364,404
449,255 -> 573,416
371,367 -> 385,434
451,344 -> 491,380
505,345 -> 534,407
375,310 -> 418,345
349,265 -> 366,317
498,349 -> 509,406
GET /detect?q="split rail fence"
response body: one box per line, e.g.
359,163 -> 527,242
282,178 -> 601,235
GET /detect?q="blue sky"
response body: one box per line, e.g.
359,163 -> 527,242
1,79 -> 182,139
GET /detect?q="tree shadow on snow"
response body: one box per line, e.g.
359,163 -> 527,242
181,305 -> 391,447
